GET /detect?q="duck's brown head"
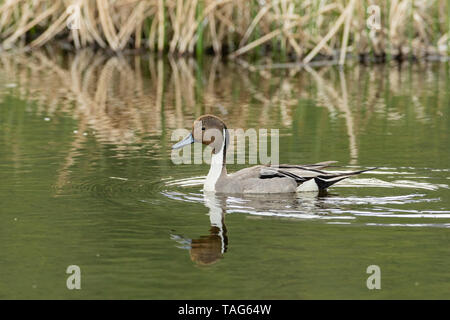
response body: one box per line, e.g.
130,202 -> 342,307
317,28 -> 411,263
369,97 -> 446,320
172,115 -> 229,154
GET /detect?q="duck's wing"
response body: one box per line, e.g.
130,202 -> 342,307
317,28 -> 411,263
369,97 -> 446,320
259,161 -> 337,181
308,167 -> 378,190
259,162 -> 377,190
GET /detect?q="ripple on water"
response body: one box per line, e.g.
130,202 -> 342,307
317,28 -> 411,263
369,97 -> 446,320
59,175 -> 169,205
159,167 -> 450,228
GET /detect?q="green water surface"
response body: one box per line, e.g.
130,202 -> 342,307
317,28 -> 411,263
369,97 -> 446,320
0,52 -> 449,299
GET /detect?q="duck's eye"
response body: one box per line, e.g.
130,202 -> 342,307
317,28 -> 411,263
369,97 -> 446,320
202,127 -> 205,131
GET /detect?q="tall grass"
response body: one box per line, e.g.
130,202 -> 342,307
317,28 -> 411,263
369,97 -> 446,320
0,0 -> 448,62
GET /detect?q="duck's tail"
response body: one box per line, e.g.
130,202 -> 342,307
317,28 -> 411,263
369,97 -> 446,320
262,163 -> 378,192
313,167 -> 378,190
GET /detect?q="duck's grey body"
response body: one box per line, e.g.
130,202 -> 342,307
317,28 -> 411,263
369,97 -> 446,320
172,115 -> 376,194
212,161 -> 372,194
215,165 -> 297,193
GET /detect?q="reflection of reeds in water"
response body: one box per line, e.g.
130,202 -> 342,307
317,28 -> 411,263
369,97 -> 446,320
0,49 -> 447,158
0,1 -> 448,62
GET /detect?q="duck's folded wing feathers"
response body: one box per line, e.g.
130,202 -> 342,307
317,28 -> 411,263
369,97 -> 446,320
259,164 -> 378,190
260,161 -> 338,179
312,167 -> 378,189
260,167 -> 308,182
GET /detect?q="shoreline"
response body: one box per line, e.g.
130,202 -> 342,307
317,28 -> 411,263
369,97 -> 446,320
2,40 -> 449,67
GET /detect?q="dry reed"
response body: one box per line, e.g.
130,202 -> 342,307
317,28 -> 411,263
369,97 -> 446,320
0,1 -> 448,62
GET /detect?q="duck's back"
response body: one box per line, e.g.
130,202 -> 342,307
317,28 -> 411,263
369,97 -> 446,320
213,162 -> 376,194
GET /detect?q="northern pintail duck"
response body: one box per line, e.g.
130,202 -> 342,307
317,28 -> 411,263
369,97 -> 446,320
172,115 -> 375,194
171,193 -> 228,265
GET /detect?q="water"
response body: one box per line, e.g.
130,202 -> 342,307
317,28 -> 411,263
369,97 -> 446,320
0,51 -> 449,299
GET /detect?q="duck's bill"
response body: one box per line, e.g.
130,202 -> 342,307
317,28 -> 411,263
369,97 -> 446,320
172,133 -> 195,149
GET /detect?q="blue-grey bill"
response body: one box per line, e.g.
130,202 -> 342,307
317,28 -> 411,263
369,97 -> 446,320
172,133 -> 194,149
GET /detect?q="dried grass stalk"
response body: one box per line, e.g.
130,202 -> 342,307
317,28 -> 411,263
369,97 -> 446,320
0,0 -> 446,62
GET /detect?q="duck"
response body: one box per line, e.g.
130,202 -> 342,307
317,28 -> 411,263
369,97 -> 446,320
172,115 -> 376,194
171,193 -> 228,265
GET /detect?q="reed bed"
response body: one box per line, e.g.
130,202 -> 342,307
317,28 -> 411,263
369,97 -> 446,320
0,0 -> 448,62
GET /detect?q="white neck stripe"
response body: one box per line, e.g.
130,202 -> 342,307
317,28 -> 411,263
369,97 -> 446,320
203,129 -> 226,192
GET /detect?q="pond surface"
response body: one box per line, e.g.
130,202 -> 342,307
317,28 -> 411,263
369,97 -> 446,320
0,51 -> 449,299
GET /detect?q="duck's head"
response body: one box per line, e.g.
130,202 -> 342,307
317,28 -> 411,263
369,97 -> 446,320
172,115 -> 229,154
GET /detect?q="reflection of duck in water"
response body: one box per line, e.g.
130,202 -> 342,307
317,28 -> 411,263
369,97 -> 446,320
172,115 -> 376,194
170,191 -> 331,265
228,191 -> 327,215
171,193 -> 228,265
